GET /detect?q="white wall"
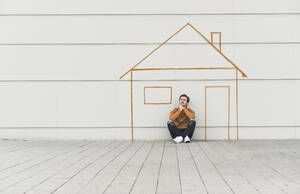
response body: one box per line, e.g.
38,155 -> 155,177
0,0 -> 299,140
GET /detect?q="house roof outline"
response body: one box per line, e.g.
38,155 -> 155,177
120,22 -> 248,79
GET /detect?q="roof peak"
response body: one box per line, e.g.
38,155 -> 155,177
120,22 -> 247,79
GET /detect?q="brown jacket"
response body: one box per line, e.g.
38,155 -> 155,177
169,107 -> 195,129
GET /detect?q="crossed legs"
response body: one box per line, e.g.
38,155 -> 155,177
167,120 -> 196,140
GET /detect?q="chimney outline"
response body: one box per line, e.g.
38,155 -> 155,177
211,32 -> 222,52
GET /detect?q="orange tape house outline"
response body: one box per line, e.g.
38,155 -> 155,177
120,23 -> 248,142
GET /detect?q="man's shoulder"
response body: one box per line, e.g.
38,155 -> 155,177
170,107 -> 179,112
186,107 -> 195,112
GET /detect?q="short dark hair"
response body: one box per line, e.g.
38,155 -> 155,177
179,94 -> 190,103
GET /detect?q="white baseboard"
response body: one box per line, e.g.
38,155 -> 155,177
0,127 -> 298,140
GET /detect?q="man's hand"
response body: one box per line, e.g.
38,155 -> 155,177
178,102 -> 184,111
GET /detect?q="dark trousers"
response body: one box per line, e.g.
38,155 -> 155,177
167,120 -> 196,139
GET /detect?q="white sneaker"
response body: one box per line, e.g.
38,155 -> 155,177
173,136 -> 183,144
184,136 -> 191,143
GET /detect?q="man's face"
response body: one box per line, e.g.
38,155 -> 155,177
179,96 -> 188,107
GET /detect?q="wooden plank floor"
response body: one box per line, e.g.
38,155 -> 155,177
0,140 -> 300,194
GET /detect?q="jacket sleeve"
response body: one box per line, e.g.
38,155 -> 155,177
183,108 -> 195,120
169,108 -> 181,121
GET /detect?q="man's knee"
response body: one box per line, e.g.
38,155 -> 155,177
167,120 -> 175,126
188,120 -> 196,126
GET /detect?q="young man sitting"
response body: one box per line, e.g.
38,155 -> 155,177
167,94 -> 196,143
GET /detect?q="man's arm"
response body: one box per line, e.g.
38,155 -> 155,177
169,108 -> 181,121
183,108 -> 195,120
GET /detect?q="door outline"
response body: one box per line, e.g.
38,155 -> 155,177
204,86 -> 231,141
